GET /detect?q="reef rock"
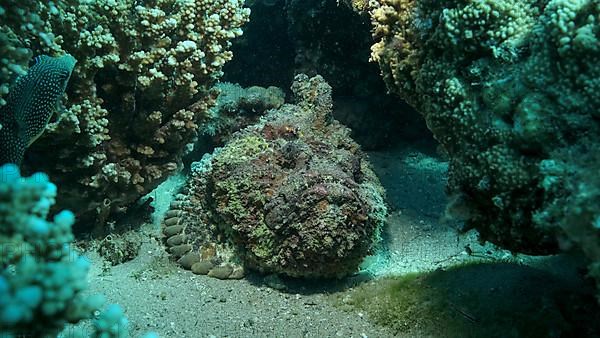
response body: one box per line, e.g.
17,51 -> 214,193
162,74 -> 387,278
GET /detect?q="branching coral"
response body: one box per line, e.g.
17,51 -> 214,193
162,75 -> 387,278
360,0 -> 600,295
0,0 -> 250,229
0,164 -> 132,337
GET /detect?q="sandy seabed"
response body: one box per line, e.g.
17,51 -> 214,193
64,143 -> 579,338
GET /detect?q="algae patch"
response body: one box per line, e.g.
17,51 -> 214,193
335,261 -> 600,337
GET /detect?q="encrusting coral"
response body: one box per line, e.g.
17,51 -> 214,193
0,0 -> 250,229
356,0 -> 600,296
0,164 -> 139,337
162,75 -> 388,279
0,54 -> 76,165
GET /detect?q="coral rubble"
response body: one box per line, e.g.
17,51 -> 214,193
0,0 -> 250,229
358,0 -> 600,293
163,75 -> 387,278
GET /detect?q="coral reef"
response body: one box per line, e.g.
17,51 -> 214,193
0,54 -> 76,165
223,0 -> 429,150
1,0 -> 250,229
163,75 -> 387,278
0,164 -> 130,337
359,0 -> 599,292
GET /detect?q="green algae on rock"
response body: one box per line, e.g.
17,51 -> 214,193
0,54 -> 76,165
162,74 -> 388,279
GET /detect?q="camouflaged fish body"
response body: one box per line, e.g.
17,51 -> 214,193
0,54 -> 77,165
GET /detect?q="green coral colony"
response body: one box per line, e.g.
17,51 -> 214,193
1,0 -> 599,337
